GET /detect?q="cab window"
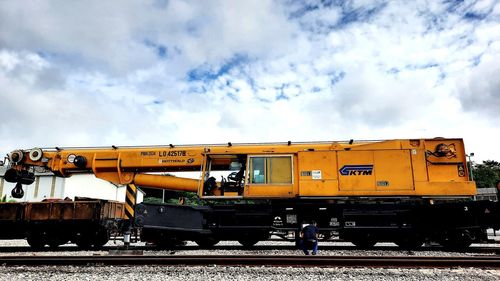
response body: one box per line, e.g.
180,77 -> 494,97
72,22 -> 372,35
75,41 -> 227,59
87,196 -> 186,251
249,156 -> 292,184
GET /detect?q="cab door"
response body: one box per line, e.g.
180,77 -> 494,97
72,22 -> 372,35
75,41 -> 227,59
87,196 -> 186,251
244,155 -> 294,198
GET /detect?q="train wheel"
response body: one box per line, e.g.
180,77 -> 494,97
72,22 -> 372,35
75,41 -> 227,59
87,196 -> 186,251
47,238 -> 69,249
439,230 -> 473,250
92,229 -> 110,248
395,238 -> 424,250
76,240 -> 92,249
351,239 -> 377,249
154,239 -> 185,249
238,238 -> 260,248
48,240 -> 65,249
46,232 -> 70,249
27,232 -> 46,250
195,237 -> 220,248
75,232 -> 93,249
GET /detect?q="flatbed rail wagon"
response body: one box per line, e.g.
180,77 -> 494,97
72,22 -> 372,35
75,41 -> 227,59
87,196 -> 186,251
0,198 -> 125,249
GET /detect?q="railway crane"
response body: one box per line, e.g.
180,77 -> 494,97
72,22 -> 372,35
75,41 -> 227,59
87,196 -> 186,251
3,138 -> 499,249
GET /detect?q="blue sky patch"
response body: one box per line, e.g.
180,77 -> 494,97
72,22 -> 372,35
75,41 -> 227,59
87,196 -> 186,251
187,53 -> 250,82
336,3 -> 387,27
143,39 -> 168,59
330,71 -> 346,85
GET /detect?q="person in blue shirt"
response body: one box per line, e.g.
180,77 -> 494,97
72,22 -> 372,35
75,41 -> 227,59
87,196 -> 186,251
300,220 -> 319,255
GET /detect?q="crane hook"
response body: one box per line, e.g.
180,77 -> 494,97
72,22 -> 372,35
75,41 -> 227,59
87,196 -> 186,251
11,182 -> 25,199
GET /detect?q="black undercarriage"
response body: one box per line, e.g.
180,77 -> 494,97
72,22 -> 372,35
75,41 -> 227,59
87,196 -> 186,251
135,198 -> 500,250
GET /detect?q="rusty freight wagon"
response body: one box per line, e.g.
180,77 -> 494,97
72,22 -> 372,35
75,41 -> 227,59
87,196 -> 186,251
0,198 -> 125,249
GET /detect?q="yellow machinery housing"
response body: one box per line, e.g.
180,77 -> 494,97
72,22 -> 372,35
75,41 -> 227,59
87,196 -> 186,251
6,138 -> 474,200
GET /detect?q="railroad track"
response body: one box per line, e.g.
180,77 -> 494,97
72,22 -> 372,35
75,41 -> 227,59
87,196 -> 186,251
0,255 -> 499,268
0,245 -> 499,254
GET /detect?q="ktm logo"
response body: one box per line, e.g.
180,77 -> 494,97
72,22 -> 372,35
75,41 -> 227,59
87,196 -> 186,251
339,165 -> 373,176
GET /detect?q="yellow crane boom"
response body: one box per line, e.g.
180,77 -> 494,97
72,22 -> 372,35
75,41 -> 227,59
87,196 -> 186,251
3,138 -> 475,219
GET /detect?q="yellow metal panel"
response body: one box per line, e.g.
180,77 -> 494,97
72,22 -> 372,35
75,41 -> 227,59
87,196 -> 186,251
410,148 -> 428,182
298,151 -> 338,196
424,139 -> 469,183
336,189 -> 416,196
427,164 -> 465,183
374,150 -> 414,191
298,151 -> 337,179
299,180 -> 338,196
414,182 -> 476,196
337,151 -> 375,191
268,157 -> 292,183
245,184 -> 294,197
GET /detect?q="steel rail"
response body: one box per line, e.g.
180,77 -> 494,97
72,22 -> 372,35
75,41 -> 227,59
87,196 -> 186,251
0,255 -> 499,268
0,245 -> 499,254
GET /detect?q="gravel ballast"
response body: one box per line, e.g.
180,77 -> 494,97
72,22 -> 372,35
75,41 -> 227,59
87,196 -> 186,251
1,239 -> 499,280
0,265 -> 499,281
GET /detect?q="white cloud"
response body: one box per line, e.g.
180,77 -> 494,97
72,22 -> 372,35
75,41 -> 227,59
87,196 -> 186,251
0,0 -> 499,163
457,53 -> 500,117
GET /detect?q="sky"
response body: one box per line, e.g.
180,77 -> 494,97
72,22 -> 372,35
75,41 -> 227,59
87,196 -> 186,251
0,0 -> 499,164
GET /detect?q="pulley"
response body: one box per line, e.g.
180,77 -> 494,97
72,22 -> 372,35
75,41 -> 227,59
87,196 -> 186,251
4,168 -> 35,184
8,150 -> 24,164
29,148 -> 43,162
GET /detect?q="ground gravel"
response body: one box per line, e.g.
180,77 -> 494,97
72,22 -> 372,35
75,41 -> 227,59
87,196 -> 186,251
1,239 -> 499,280
0,265 -> 499,281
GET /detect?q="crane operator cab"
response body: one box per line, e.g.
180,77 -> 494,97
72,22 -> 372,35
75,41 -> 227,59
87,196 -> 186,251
200,153 -> 295,199
202,154 -> 247,197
